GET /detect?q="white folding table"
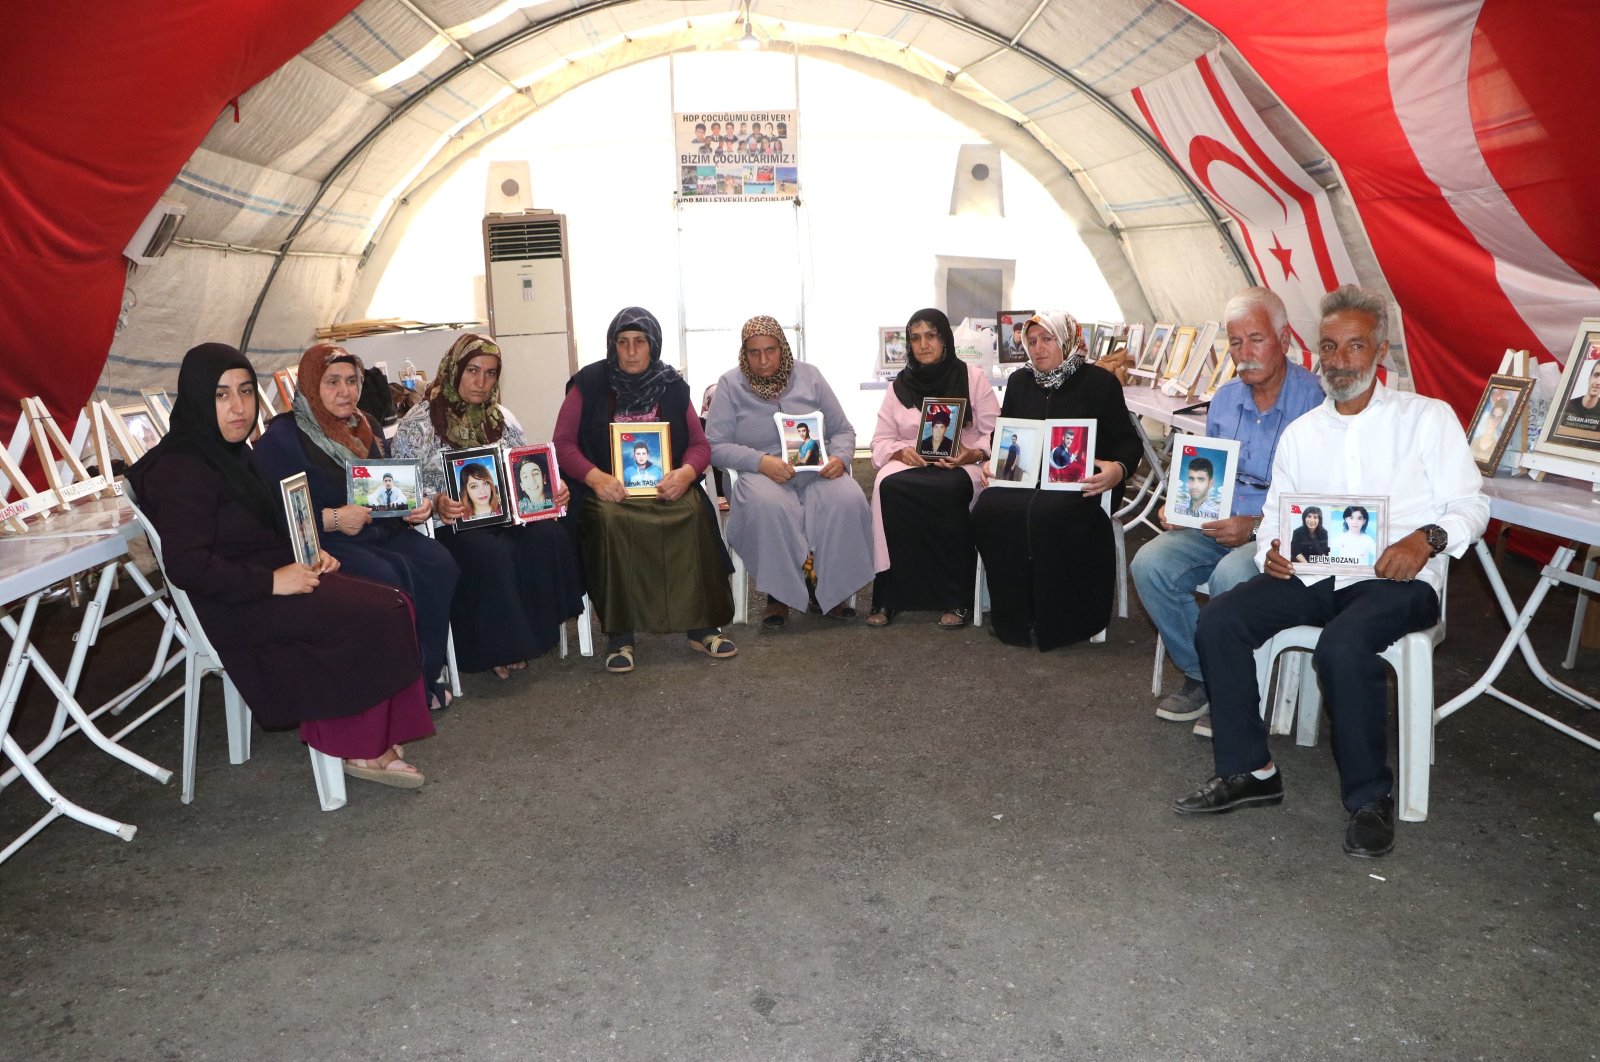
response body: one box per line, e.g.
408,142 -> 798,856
0,496 -> 174,863
1435,475 -> 1600,778
1121,387 -> 1209,532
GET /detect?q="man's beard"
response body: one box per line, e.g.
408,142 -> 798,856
1321,361 -> 1378,403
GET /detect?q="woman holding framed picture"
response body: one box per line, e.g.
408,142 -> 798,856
553,306 -> 736,673
705,315 -> 872,629
971,311 -> 1142,650
127,343 -> 434,788
254,344 -> 459,711
866,307 -> 999,629
392,333 -> 585,680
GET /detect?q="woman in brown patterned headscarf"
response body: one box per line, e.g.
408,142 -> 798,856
253,342 -> 459,710
391,332 -> 584,680
703,316 -> 872,629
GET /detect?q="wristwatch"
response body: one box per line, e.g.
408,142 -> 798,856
1418,523 -> 1448,556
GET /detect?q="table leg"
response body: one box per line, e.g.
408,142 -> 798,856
1436,542 -> 1600,751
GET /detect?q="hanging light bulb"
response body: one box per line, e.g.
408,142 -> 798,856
738,2 -> 760,49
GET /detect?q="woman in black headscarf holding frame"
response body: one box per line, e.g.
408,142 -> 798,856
866,308 -> 1000,629
127,343 -> 434,788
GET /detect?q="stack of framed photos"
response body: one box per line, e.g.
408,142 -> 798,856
1162,436 -> 1240,525
775,411 -> 826,469
1162,322 -> 1219,399
1526,317 -> 1600,484
986,417 -> 1097,490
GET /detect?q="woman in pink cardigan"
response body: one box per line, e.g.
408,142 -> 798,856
866,308 -> 1000,628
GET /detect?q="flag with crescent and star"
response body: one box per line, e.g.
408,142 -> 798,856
1132,51 -> 1360,356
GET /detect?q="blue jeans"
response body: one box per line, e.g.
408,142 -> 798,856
1130,528 -> 1260,681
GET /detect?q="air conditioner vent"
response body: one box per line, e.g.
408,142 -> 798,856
487,220 -> 564,262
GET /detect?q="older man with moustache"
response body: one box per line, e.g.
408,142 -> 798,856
1131,287 -> 1324,731
1171,285 -> 1488,858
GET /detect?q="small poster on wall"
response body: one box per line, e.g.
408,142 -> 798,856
676,111 -> 798,202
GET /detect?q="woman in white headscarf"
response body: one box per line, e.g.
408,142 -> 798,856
970,311 -> 1142,650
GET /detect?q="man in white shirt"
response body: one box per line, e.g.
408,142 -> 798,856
1172,285 -> 1488,858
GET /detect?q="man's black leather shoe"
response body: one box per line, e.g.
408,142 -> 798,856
1343,796 -> 1396,857
1172,771 -> 1284,814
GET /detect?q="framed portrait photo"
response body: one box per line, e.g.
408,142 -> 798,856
997,311 -> 1034,365
1533,319 -> 1600,462
140,388 -> 173,433
1132,323 -> 1172,382
1163,436 -> 1241,528
775,410 -> 827,470
347,458 -> 421,518
1092,322 -> 1121,363
877,326 -> 908,378
115,404 -> 161,459
1175,322 -> 1219,395
1040,419 -> 1097,491
987,417 -> 1045,488
915,398 -> 967,459
277,472 -> 322,569
506,444 -> 565,522
611,422 -> 674,497
442,445 -> 512,528
1163,326 -> 1198,381
1467,374 -> 1535,476
1281,494 -> 1388,578
1203,352 -> 1237,399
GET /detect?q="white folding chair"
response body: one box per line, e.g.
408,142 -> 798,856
974,492 -> 1119,644
127,496 -> 347,812
1251,570 -> 1451,823
1563,544 -> 1599,669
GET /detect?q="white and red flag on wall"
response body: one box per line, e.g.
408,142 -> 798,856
1132,51 -> 1361,357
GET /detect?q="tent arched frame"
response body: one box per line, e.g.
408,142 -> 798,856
239,0 -> 1252,351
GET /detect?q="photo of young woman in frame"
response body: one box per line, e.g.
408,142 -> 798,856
441,445 -> 511,529
507,444 -> 564,523
1280,494 -> 1387,577
1465,374 -> 1534,475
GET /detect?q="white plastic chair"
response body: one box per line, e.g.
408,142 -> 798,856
1250,570 -> 1450,823
974,491 -> 1120,644
127,495 -> 347,812
713,466 -> 860,626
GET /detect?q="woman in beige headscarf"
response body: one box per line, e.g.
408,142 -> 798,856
705,316 -> 873,628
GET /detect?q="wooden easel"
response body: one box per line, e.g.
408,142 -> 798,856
0,445 -> 61,534
22,397 -> 110,509
85,399 -> 144,492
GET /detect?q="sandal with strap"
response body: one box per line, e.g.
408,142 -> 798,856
343,754 -> 425,789
865,608 -> 896,628
605,645 -> 635,674
687,633 -> 739,659
937,608 -> 970,630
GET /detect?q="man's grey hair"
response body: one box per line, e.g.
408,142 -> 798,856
1223,286 -> 1289,335
1319,284 -> 1389,346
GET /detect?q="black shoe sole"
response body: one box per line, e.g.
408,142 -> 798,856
1342,838 -> 1395,858
1172,791 -> 1283,815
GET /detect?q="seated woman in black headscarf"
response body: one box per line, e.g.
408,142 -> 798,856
867,308 -> 1000,628
391,333 -> 585,680
253,343 -> 459,711
553,306 -> 736,673
971,311 -> 1142,650
127,343 -> 434,788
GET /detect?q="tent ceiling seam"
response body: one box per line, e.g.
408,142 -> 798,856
239,0 -> 1250,352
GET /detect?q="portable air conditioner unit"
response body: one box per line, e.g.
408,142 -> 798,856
483,210 -> 577,441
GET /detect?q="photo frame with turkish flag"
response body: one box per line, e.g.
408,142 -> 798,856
1534,319 -> 1600,463
914,398 -> 967,460
1164,435 -> 1241,528
346,458 -> 421,518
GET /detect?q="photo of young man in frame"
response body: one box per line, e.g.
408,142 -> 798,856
348,459 -> 420,517
610,423 -> 674,497
1041,420 -> 1094,489
915,398 -> 966,459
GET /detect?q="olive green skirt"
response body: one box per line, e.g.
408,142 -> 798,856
579,492 -> 734,635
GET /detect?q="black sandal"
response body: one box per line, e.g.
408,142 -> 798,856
937,608 -> 970,630
865,608 -> 896,628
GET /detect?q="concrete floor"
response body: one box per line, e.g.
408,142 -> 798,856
1,487 -> 1598,1061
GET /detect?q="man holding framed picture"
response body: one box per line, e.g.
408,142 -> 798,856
1131,287 -> 1323,728
1171,285 -> 1488,858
